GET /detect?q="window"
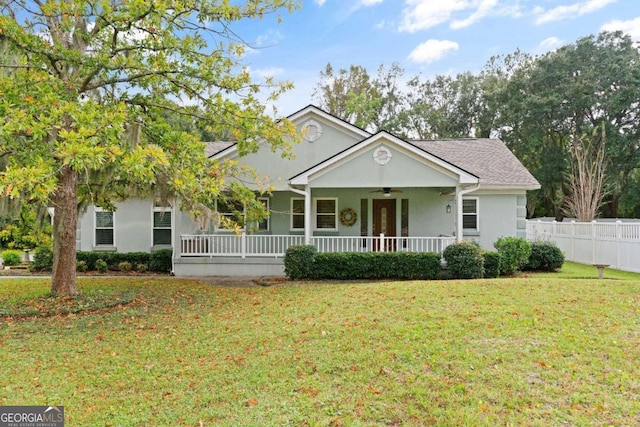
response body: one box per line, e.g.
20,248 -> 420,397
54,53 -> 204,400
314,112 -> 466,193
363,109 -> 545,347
153,208 -> 172,246
291,198 -> 305,230
315,198 -> 337,230
216,199 -> 244,230
95,209 -> 114,246
462,198 -> 478,230
256,197 -> 270,232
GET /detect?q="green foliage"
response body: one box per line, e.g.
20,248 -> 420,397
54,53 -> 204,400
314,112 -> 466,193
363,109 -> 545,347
76,252 -> 151,271
482,251 -> 502,278
136,263 -> 148,273
0,0 -> 299,295
284,247 -> 441,280
525,241 -> 565,272
118,261 -> 133,272
494,237 -> 531,276
95,259 -> 108,273
284,245 -> 317,280
76,260 -> 88,273
1,249 -> 23,266
304,252 -> 441,280
30,246 -> 53,271
150,249 -> 173,273
442,241 -> 484,279
0,205 -> 52,250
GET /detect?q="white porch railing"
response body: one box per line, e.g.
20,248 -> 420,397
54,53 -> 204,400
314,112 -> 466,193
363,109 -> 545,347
526,220 -> 640,273
180,234 -> 456,258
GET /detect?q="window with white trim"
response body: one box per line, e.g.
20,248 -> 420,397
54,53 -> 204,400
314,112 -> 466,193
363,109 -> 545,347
462,198 -> 479,230
256,197 -> 270,231
153,207 -> 172,246
95,209 -> 114,246
216,199 -> 244,230
315,198 -> 337,230
291,198 -> 305,231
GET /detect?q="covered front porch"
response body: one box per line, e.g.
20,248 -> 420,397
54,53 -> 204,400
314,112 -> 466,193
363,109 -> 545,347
179,233 -> 457,257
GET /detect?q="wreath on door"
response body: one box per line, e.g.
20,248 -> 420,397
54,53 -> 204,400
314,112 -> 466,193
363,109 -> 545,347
340,208 -> 357,226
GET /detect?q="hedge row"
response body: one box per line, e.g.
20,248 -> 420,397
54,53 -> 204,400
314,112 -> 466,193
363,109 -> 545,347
284,246 -> 442,280
442,239 -> 564,279
30,247 -> 173,273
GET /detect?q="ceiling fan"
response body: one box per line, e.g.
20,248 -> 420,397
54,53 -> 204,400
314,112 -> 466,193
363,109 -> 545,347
369,187 -> 403,197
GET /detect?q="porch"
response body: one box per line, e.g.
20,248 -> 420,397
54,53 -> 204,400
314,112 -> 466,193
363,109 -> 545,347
173,234 -> 455,277
179,233 -> 455,257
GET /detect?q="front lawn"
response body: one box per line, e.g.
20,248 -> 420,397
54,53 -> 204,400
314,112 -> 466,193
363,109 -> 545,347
1,266 -> 639,426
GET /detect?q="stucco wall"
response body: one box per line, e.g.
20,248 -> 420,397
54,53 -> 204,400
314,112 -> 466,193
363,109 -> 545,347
462,191 -> 526,250
78,199 -> 172,253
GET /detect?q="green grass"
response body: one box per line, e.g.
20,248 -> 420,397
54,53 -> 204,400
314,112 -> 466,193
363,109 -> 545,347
1,264 -> 639,426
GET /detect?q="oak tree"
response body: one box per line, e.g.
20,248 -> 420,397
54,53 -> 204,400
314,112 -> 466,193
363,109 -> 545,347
0,0 -> 298,295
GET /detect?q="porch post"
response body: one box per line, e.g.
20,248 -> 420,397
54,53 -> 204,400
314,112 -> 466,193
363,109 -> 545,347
456,187 -> 463,243
304,185 -> 312,245
289,184 -> 312,245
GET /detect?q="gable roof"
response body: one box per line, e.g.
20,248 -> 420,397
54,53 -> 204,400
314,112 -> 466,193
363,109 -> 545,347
204,106 -> 540,191
207,105 -> 371,160
289,131 -> 480,186
411,138 -> 540,190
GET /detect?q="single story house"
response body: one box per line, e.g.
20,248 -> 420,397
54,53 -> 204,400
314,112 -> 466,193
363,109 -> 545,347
76,105 -> 540,276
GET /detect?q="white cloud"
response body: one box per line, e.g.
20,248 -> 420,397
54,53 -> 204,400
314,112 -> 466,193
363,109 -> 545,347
534,0 -> 617,25
249,66 -> 285,80
451,0 -> 499,29
408,39 -> 459,64
538,36 -> 563,51
399,0 -> 468,32
314,0 -> 326,6
399,0 -> 517,32
601,16 -> 640,41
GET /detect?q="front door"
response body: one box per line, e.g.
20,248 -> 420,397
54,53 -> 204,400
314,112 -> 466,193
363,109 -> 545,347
373,199 -> 396,251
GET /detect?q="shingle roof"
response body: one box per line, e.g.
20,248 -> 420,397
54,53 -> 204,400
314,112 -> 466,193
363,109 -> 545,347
411,138 -> 540,189
205,141 -> 235,158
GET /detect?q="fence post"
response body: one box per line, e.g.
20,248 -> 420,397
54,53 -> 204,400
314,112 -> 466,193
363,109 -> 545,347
380,233 -> 385,253
616,220 -> 622,269
241,231 -> 246,259
571,221 -> 575,261
592,220 -> 597,264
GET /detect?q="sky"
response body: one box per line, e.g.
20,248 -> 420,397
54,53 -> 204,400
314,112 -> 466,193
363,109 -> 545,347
232,0 -> 640,116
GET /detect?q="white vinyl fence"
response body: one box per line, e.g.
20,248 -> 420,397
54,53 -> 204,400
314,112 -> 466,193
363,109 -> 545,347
526,220 -> 640,273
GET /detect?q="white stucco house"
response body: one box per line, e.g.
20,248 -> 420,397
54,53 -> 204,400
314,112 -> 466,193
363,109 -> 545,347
76,105 -> 540,276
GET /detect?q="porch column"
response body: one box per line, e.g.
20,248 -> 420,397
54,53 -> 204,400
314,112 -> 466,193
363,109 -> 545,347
289,184 -> 312,245
304,185 -> 312,245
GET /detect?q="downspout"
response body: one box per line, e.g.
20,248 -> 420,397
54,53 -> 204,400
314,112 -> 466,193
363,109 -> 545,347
456,183 -> 480,243
289,185 -> 312,245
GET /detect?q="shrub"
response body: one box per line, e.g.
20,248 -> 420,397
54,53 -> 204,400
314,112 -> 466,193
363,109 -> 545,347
150,249 -> 172,273
494,236 -> 531,276
31,246 -> 54,271
309,251 -> 442,280
118,261 -> 133,272
284,245 -> 317,280
136,263 -> 148,273
442,241 -> 484,279
76,260 -> 88,272
1,249 -> 24,266
76,251 -> 151,271
482,251 -> 501,278
525,241 -> 565,271
95,259 -> 108,273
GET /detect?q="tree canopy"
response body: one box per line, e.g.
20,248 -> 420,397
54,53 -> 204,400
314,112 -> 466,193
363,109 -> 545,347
313,31 -> 640,219
0,0 -> 299,295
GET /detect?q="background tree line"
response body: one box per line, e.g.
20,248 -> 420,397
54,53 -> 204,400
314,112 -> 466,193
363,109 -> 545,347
312,31 -> 640,220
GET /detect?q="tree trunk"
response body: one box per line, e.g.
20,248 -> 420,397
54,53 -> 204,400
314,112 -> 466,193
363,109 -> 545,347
51,164 -> 79,296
